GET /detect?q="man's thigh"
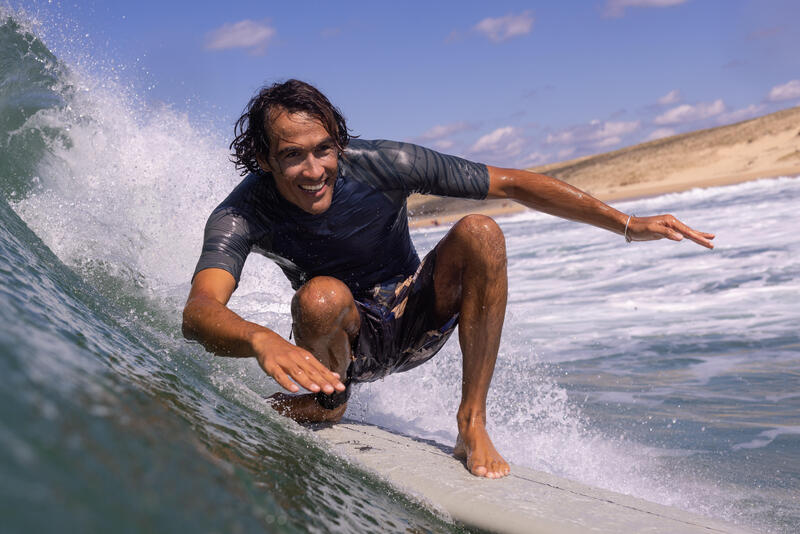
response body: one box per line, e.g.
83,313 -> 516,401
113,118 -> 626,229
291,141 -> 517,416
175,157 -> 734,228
350,245 -> 459,383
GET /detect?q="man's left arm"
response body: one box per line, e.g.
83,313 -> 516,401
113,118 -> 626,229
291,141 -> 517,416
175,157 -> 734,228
486,166 -> 715,249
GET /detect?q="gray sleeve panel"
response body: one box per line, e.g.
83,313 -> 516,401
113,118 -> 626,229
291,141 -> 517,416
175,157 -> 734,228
344,139 -> 490,199
192,207 -> 253,284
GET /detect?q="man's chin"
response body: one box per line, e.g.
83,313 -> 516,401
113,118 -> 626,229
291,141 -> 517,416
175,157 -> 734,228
300,197 -> 333,215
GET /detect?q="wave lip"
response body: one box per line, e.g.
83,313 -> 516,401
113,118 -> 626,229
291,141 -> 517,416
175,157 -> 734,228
0,14 -> 70,200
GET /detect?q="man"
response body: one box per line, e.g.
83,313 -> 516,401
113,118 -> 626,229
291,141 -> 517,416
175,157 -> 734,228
183,79 -> 714,479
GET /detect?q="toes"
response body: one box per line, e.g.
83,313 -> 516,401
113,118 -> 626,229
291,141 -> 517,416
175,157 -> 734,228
483,460 -> 510,479
468,459 -> 509,478
465,454 -> 511,478
470,462 -> 488,477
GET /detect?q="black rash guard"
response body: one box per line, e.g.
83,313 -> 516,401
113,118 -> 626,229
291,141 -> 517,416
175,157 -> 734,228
193,139 -> 490,298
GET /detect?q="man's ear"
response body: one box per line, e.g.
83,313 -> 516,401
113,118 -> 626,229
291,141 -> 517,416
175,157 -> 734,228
256,154 -> 270,173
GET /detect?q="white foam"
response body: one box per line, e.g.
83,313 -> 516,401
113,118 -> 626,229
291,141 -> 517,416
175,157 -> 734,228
12,62 -> 244,293
732,426 -> 800,451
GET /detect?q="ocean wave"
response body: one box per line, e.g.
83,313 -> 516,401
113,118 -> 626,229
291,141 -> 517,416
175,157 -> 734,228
0,12 -> 465,533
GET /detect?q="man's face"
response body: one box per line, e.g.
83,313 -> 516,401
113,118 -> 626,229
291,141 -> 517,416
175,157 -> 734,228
260,110 -> 339,215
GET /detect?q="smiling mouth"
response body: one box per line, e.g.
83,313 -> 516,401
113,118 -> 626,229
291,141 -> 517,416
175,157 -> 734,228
299,182 -> 325,192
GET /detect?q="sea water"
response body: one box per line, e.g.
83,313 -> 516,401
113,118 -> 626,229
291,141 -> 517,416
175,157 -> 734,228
2,11 -> 798,534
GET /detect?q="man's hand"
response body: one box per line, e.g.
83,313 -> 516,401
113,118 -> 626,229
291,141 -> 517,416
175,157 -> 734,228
627,214 -> 715,249
251,330 -> 346,395
183,268 -> 346,396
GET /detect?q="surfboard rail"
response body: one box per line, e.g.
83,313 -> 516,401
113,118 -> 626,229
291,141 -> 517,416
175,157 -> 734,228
312,422 -> 754,534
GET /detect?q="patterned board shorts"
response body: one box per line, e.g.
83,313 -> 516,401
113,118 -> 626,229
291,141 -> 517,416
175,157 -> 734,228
315,246 -> 458,409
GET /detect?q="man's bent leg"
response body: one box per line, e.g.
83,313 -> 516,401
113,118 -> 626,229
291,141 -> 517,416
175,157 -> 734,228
269,276 -> 360,423
433,215 -> 510,478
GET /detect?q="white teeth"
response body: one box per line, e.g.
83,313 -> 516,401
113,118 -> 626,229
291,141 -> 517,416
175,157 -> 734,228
299,183 -> 324,192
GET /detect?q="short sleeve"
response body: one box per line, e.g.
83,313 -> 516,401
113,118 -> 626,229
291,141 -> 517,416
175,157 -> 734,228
192,207 -> 253,284
344,139 -> 490,199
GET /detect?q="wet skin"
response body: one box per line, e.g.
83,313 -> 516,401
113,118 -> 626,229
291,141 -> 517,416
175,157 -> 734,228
183,109 -> 715,480
271,214 -> 513,478
257,109 -> 339,215
253,111 -> 512,477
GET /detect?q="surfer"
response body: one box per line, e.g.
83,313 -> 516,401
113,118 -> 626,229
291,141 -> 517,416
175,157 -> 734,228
182,79 -> 715,479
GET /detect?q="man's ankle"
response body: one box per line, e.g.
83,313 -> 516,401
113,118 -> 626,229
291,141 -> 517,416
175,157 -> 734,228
456,407 -> 487,431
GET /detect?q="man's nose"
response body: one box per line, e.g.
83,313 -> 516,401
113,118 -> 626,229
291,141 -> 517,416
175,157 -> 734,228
302,154 -> 324,177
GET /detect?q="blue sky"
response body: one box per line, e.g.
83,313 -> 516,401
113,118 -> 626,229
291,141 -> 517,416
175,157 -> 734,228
13,0 -> 800,167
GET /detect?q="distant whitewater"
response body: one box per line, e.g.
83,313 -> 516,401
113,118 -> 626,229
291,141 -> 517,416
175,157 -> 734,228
1,11 -> 798,534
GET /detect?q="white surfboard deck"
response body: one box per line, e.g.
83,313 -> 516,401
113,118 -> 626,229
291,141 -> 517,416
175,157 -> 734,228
312,422 -> 753,534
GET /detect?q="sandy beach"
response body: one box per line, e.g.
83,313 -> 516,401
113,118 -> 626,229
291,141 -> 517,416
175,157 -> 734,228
409,105 -> 800,228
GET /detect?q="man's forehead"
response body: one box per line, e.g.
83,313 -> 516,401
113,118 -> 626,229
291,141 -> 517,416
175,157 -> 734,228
269,110 -> 331,147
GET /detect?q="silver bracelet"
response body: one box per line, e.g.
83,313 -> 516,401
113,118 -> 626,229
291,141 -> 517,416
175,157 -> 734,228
624,214 -> 633,243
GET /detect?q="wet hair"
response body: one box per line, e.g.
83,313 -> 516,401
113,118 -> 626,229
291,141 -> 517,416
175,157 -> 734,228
229,79 -> 351,176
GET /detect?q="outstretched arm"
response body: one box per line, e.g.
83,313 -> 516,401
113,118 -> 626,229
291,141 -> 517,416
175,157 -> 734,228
182,268 -> 346,395
486,166 -> 715,249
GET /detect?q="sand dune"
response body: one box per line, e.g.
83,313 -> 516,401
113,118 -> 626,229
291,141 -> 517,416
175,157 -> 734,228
408,105 -> 800,227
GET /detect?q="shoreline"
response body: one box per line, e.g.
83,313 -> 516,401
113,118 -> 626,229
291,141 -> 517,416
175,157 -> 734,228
409,169 -> 800,229
409,105 -> 800,229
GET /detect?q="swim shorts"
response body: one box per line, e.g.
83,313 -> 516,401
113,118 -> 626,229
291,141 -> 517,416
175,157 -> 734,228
315,245 -> 458,409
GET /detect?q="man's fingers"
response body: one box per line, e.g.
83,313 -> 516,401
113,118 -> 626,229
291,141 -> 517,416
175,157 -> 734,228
260,354 -> 318,393
299,353 -> 346,392
287,364 -> 325,393
257,342 -> 346,394
304,366 -> 346,394
684,232 -> 715,249
666,230 -> 684,242
297,363 -> 341,394
282,352 -> 345,394
637,216 -> 715,249
316,367 -> 346,391
671,220 -> 715,249
270,367 -> 300,393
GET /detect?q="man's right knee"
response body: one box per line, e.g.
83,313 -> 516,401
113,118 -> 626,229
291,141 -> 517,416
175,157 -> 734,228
291,276 -> 359,338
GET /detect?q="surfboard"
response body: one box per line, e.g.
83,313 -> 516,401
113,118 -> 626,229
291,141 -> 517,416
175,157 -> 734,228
312,422 -> 754,534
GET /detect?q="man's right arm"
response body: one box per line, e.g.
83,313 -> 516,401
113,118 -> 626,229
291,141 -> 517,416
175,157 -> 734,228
182,268 -> 345,395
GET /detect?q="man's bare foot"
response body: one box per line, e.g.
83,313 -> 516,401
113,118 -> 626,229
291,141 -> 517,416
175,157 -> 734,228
453,424 -> 510,479
268,392 -> 346,423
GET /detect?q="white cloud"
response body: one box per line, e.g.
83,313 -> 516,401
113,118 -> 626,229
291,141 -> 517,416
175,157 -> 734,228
646,128 -> 676,141
417,122 -> 473,141
604,0 -> 688,18
594,120 -> 640,140
540,119 -> 641,161
432,139 -> 455,151
557,147 -> 576,160
520,151 -> 550,167
474,11 -> 534,42
767,79 -> 800,102
413,122 -> 476,153
545,130 -> 573,145
595,136 -> 622,148
546,120 -> 640,147
657,89 -> 681,105
469,126 -> 526,158
718,104 -> 765,124
654,99 -> 725,125
205,20 -> 275,54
